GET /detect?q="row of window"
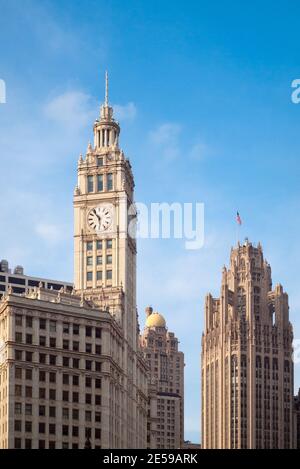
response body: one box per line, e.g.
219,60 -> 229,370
86,239 -> 112,251
14,439 -> 101,449
87,174 -> 113,193
87,270 -> 112,281
15,368 -> 102,389
14,421 -> 101,439
15,317 -> 101,338
87,255 -> 112,265
15,333 -> 101,354
15,386 -> 101,404
14,350 -> 102,371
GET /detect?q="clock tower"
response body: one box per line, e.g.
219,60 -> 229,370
73,72 -> 137,346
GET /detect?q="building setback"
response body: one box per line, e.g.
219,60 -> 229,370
201,239 -> 294,449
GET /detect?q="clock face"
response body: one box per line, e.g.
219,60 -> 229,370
88,205 -> 113,232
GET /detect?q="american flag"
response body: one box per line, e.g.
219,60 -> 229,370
236,211 -> 242,225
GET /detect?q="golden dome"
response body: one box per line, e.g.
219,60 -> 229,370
146,312 -> 166,328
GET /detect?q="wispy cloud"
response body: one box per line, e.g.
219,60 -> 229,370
35,222 -> 66,244
149,123 -> 182,161
114,102 -> 137,121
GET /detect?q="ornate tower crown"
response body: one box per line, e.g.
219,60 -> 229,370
94,71 -> 120,150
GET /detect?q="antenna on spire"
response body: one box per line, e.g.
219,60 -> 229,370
105,70 -> 109,106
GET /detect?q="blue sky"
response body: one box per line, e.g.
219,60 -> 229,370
1,0 -> 300,443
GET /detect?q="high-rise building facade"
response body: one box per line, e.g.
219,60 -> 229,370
0,259 -> 73,300
140,307 -> 184,449
0,74 -> 148,449
201,239 -> 294,449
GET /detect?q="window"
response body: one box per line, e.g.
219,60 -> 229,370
25,440 -> 32,449
50,337 -> 56,348
49,389 -> 56,400
26,351 -> 33,362
97,271 -> 102,281
97,157 -> 103,167
95,429 -> 101,439
96,240 -> 102,250
62,443 -> 69,449
25,421 -> 32,433
107,173 -> 113,191
73,324 -> 79,335
86,360 -> 92,370
39,405 -> 46,416
106,239 -> 112,249
15,332 -> 22,343
39,353 -> 46,364
63,323 -> 69,334
25,386 -> 32,398
39,441 -> 45,449
86,343 -> 92,353
96,256 -> 102,265
63,391 -> 69,402
26,316 -> 33,328
15,402 -> 22,415
39,388 -> 46,399
87,175 -> 94,193
95,378 -> 101,389
49,320 -> 56,333
87,271 -> 93,282
63,425 -> 69,436
49,441 -> 56,449
85,377 -> 92,388
73,341 -> 79,351
63,357 -> 69,367
39,422 -> 45,434
86,241 -> 93,251
95,345 -> 101,355
15,367 -> 22,379
86,394 -> 92,404
107,253 -> 113,265
49,407 -> 56,418
73,358 -> 80,369
106,270 -> 112,280
49,355 -> 56,365
25,368 -> 32,381
63,339 -> 69,350
14,438 -> 22,449
15,420 -> 22,432
49,424 -> 56,435
40,318 -> 46,330
25,404 -> 32,416
95,328 -> 101,339
95,362 -> 101,372
72,409 -> 79,420
95,412 -> 101,423
87,256 -> 93,266
97,174 -> 103,191
15,315 -> 22,326
49,372 -> 56,383
26,334 -> 32,345
62,408 -> 69,420
72,426 -> 79,437
95,395 -> 101,406
63,374 -> 69,385
40,336 -> 46,346
15,350 -> 23,360
73,392 -> 79,403
73,375 -> 79,386
86,326 -> 92,337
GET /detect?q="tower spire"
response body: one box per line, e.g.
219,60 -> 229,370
105,70 -> 109,106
